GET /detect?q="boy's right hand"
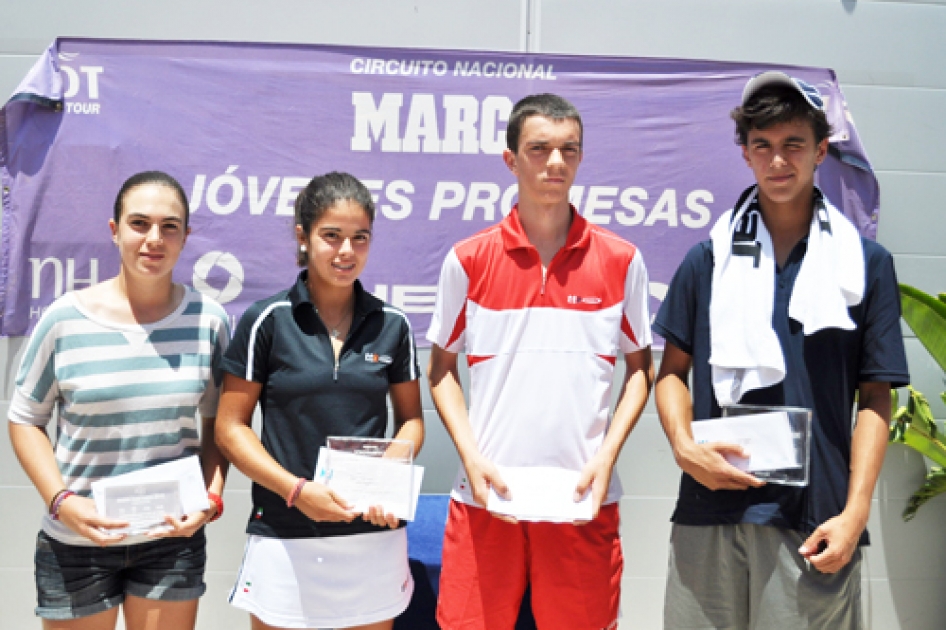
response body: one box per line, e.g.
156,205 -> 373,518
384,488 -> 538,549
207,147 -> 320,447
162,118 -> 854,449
462,454 -> 517,523
675,440 -> 765,491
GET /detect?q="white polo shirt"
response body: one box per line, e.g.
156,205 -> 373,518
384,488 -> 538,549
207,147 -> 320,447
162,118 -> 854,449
427,206 -> 652,506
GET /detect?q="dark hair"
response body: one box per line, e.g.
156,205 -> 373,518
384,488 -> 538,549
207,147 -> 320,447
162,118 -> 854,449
295,172 -> 376,266
731,85 -> 832,146
113,171 -> 190,228
506,93 -> 583,153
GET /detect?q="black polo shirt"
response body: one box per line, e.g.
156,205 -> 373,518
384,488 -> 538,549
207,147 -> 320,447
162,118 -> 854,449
222,272 -> 420,538
654,236 -> 909,545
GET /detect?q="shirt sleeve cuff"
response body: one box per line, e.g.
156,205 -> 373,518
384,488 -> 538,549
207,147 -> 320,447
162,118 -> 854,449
7,388 -> 53,426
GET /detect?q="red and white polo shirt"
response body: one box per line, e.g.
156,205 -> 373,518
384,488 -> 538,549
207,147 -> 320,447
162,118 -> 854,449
427,206 -> 652,507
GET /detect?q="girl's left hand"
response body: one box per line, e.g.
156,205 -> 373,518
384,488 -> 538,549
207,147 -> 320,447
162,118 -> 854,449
364,504 -> 399,529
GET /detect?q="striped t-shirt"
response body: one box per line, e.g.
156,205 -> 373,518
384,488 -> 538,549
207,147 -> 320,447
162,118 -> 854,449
9,287 -> 229,545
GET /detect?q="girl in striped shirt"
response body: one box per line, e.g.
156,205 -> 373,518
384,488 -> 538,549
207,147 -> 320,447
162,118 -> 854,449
9,171 -> 230,630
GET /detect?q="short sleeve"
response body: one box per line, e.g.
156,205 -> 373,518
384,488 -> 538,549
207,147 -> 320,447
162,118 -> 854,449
198,309 -> 232,418
8,305 -> 63,427
222,300 -> 279,383
385,307 -> 420,384
426,248 -> 470,352
653,242 -> 710,356
858,244 -> 910,387
620,250 -> 654,353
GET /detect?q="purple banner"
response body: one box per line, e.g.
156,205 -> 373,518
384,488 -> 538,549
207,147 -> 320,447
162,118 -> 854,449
1,38 -> 878,342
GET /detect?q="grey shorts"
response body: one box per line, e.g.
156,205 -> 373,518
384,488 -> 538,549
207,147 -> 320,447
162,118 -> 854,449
35,529 -> 207,620
664,523 -> 862,630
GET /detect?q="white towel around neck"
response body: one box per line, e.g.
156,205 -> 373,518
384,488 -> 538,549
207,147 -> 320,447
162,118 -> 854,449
708,186 -> 865,406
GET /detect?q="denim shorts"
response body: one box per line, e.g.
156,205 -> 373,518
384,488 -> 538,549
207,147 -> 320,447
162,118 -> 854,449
34,528 -> 207,620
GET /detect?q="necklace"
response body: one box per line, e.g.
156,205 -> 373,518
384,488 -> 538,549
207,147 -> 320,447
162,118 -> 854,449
316,298 -> 354,340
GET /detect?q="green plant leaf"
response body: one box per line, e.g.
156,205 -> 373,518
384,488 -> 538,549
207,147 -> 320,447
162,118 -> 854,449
890,388 -> 910,442
893,286 -> 946,520
903,467 -> 946,521
909,387 -> 938,439
893,387 -> 946,468
900,284 -> 946,373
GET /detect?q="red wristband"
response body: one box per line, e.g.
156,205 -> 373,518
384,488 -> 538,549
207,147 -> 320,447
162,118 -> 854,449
207,492 -> 223,522
286,478 -> 307,508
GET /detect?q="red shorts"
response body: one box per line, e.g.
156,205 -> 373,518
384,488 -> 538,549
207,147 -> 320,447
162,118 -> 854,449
436,500 -> 622,630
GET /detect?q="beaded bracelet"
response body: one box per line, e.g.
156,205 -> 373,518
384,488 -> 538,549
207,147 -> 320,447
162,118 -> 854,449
51,490 -> 75,521
286,478 -> 307,508
48,489 -> 69,513
207,492 -> 224,522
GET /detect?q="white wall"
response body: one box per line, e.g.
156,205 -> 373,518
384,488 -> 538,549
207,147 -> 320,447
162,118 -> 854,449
1,2 -> 944,628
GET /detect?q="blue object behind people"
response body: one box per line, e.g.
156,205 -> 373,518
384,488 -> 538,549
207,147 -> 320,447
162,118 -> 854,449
396,495 -> 537,629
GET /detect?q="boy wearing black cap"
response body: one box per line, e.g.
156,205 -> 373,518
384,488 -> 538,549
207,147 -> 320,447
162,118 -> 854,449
654,72 -> 909,629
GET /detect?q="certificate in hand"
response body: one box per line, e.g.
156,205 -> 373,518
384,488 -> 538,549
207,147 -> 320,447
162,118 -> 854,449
91,455 -> 210,534
486,466 -> 593,523
314,437 -> 423,521
102,481 -> 181,535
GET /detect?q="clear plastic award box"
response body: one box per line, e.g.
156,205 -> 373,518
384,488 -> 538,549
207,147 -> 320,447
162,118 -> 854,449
721,404 -> 812,487
320,437 -> 415,518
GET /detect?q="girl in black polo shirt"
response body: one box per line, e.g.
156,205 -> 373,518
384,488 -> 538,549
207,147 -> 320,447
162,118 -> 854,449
216,172 -> 424,630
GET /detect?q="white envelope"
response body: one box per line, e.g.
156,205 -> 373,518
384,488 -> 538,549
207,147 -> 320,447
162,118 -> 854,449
486,465 -> 593,522
692,411 -> 799,472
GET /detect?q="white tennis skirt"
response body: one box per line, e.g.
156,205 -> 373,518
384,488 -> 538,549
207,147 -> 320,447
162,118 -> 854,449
229,529 -> 413,629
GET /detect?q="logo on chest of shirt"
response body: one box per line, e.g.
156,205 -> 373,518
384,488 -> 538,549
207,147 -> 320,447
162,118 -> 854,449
567,295 -> 603,305
365,353 -> 393,364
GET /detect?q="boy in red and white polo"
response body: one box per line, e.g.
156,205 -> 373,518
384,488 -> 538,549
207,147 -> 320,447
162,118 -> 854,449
428,93 -> 654,630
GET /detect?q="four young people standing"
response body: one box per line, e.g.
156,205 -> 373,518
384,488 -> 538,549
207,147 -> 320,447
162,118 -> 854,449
8,76 -> 907,630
